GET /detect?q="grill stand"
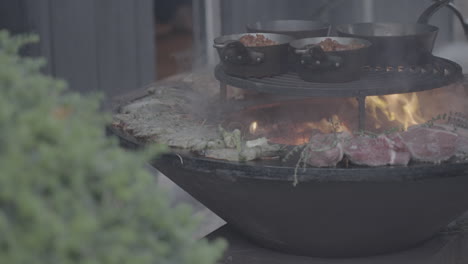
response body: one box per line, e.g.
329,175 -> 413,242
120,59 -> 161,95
219,80 -> 370,130
216,56 -> 464,131
357,95 -> 366,130
218,81 -> 371,130
220,82 -> 227,102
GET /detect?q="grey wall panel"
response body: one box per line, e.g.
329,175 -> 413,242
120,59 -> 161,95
192,0 -> 207,66
24,0 -> 54,74
0,0 -> 28,34
1,0 -> 155,95
95,0 -> 139,95
135,0 -> 156,89
49,0 -> 99,93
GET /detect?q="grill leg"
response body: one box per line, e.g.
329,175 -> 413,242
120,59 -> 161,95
357,96 -> 366,131
220,82 -> 227,101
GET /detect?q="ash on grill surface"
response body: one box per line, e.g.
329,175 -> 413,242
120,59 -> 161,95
111,71 -> 283,162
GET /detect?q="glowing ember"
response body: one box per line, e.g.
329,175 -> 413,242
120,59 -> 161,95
248,115 -> 350,146
249,121 -> 258,134
366,93 -> 425,130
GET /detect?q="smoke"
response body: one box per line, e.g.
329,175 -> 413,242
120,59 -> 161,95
434,42 -> 468,73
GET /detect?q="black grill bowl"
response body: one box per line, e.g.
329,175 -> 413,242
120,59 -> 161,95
108,126 -> 468,258
153,153 -> 468,258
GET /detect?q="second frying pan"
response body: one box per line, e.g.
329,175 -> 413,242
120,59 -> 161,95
336,0 -> 450,66
247,20 -> 330,39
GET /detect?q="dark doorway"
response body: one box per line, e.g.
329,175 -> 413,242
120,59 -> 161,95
154,0 -> 194,79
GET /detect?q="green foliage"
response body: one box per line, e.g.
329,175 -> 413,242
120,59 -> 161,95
0,30 -> 225,264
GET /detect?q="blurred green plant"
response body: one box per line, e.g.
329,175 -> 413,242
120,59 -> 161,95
0,30 -> 225,264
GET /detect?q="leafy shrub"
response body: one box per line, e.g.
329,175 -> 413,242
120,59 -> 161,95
0,30 -> 225,264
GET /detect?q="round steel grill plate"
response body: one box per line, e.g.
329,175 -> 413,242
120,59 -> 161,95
215,57 -> 464,97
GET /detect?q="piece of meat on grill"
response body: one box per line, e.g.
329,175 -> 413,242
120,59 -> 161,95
400,126 -> 458,163
454,127 -> 468,155
303,132 -> 345,167
420,124 -> 468,156
343,134 -> 411,167
386,133 -> 412,165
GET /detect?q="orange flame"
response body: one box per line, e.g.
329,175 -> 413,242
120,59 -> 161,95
245,93 -> 432,146
366,93 -> 425,130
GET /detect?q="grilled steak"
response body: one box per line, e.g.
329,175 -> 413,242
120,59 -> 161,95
425,124 -> 468,155
454,128 -> 468,155
400,126 -> 458,163
303,132 -> 345,167
343,134 -> 411,167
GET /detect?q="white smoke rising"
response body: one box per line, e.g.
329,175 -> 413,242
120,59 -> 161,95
434,42 -> 468,73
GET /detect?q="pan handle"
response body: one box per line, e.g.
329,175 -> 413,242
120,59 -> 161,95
295,45 -> 343,70
445,2 -> 468,39
214,40 -> 265,65
417,0 -> 451,24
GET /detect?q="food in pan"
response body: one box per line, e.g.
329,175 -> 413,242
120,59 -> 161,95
239,34 -> 278,47
316,38 -> 366,52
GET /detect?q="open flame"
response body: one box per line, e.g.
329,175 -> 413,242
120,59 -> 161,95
246,94 -> 426,145
240,85 -> 467,146
366,93 -> 425,130
248,115 -> 350,145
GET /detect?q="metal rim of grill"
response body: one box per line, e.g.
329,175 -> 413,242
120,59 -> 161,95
215,56 -> 464,97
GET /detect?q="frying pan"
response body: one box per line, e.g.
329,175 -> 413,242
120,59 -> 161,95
246,20 -> 330,39
213,33 -> 294,77
289,37 -> 372,82
336,0 -> 451,66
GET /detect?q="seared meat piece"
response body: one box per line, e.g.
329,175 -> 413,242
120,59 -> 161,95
400,126 -> 457,163
418,124 -> 468,156
453,127 -> 468,155
456,136 -> 468,155
343,134 -> 411,167
303,132 -> 347,167
386,133 -> 412,165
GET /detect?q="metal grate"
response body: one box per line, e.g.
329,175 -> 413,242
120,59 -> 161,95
215,57 -> 464,97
